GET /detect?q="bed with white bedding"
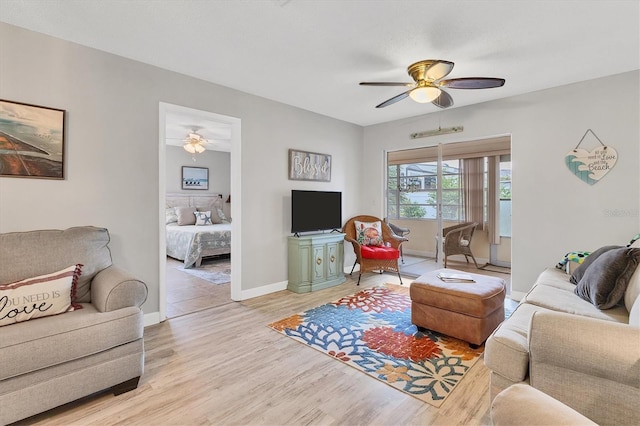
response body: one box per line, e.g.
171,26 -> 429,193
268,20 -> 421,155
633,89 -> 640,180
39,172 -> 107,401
165,193 -> 231,268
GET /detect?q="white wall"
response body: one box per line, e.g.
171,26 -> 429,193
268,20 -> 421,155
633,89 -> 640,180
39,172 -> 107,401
364,71 -> 640,297
0,23 -> 363,317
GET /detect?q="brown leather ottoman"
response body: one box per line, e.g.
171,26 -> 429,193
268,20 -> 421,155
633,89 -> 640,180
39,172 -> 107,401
410,269 -> 506,346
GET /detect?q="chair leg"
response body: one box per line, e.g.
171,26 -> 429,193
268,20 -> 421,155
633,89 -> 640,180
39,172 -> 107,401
397,270 -> 403,285
470,254 -> 479,269
357,272 -> 362,286
444,255 -> 448,268
350,260 -> 357,275
465,255 -> 470,264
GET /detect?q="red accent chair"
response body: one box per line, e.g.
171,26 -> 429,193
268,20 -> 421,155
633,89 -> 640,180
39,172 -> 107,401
342,215 -> 408,285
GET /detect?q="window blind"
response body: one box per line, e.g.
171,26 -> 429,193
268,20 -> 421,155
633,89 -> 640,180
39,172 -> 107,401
387,135 -> 511,165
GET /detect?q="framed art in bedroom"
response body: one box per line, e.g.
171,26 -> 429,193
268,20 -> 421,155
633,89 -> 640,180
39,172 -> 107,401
0,99 -> 66,179
182,166 -> 209,190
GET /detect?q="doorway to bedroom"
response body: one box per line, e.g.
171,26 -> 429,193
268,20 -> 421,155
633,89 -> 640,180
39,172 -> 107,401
159,103 -> 240,320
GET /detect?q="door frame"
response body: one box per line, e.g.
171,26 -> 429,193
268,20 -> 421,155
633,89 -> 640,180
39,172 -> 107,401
158,102 -> 242,321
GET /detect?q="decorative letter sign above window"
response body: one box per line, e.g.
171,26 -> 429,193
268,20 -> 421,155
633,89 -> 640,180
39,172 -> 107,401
565,129 -> 617,186
288,149 -> 331,182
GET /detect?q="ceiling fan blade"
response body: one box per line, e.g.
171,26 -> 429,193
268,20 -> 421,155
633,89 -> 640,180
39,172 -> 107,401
425,60 -> 455,81
439,77 -> 505,89
432,89 -> 454,109
375,90 -> 411,108
360,82 -> 414,87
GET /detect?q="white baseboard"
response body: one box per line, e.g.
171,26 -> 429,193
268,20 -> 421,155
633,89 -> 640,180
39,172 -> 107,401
144,311 -> 161,327
238,280 -> 288,300
403,248 -> 434,258
402,249 -> 489,266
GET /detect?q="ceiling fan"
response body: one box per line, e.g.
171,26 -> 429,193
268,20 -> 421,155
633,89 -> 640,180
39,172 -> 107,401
182,131 -> 209,154
360,59 -> 505,109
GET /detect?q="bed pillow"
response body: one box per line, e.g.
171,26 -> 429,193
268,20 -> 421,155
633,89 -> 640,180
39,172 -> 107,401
574,247 -> 640,309
354,220 -> 384,246
197,207 -> 223,224
194,211 -> 213,226
569,245 -> 621,284
166,207 -> 178,224
216,207 -> 230,223
0,264 -> 83,327
176,207 -> 197,226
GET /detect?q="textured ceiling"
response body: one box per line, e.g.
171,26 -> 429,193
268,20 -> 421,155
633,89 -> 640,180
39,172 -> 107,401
1,0 -> 638,127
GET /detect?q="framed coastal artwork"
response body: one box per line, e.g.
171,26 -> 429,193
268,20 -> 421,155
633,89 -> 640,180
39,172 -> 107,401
0,99 -> 66,179
182,166 -> 209,190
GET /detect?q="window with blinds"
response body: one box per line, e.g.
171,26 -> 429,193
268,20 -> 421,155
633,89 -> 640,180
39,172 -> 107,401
386,137 -> 511,236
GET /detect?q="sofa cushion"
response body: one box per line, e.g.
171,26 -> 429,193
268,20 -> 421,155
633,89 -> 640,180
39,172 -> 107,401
532,268 -> 576,291
524,284 -> 629,323
569,245 -> 621,284
0,227 -> 112,303
0,303 -> 143,381
485,303 -> 554,383
0,265 -> 83,327
574,247 -> 640,309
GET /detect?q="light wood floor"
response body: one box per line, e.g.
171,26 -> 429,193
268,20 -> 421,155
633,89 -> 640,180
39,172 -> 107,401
22,266 -> 514,426
165,256 -> 231,318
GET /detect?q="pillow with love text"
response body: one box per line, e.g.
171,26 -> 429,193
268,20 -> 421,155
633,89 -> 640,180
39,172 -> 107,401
0,264 -> 83,327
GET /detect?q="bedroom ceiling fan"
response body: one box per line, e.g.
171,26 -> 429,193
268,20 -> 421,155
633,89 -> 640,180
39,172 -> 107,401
182,131 -> 208,154
360,59 -> 505,109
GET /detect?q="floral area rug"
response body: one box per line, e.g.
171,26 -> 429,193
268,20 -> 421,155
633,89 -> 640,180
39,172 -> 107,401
267,284 -> 484,407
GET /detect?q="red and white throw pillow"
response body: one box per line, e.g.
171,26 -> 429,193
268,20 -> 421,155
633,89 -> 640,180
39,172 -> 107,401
355,220 -> 384,246
0,264 -> 83,327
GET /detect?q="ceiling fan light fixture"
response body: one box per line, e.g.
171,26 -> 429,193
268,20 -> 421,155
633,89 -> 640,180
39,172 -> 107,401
182,132 -> 207,154
183,142 -> 197,154
409,86 -> 441,103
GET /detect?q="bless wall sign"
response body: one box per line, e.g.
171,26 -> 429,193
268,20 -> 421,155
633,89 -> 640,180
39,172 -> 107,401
288,149 -> 331,182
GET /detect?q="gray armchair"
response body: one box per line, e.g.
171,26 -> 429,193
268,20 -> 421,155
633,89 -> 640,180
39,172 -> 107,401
385,219 -> 410,263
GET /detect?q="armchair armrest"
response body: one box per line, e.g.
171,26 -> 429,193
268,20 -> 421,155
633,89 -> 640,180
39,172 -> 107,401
91,265 -> 148,312
529,311 -> 640,425
386,233 -> 408,249
491,384 -> 597,426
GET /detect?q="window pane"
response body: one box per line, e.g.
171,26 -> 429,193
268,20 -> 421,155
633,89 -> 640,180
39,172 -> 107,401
442,205 -> 460,221
387,159 -> 463,221
499,200 -> 511,237
499,160 -> 512,236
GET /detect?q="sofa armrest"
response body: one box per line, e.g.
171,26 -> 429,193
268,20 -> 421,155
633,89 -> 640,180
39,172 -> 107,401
491,384 -> 597,426
91,265 -> 148,312
529,311 -> 640,425
529,311 -> 640,388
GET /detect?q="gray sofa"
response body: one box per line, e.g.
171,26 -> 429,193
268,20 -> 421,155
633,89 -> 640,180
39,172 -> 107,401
485,241 -> 640,426
0,227 -> 148,425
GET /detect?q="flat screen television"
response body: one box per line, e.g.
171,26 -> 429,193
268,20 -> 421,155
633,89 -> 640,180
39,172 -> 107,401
291,190 -> 342,234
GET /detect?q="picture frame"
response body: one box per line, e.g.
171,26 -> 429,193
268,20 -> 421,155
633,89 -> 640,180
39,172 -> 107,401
288,149 -> 331,182
0,99 -> 66,179
182,166 -> 209,190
